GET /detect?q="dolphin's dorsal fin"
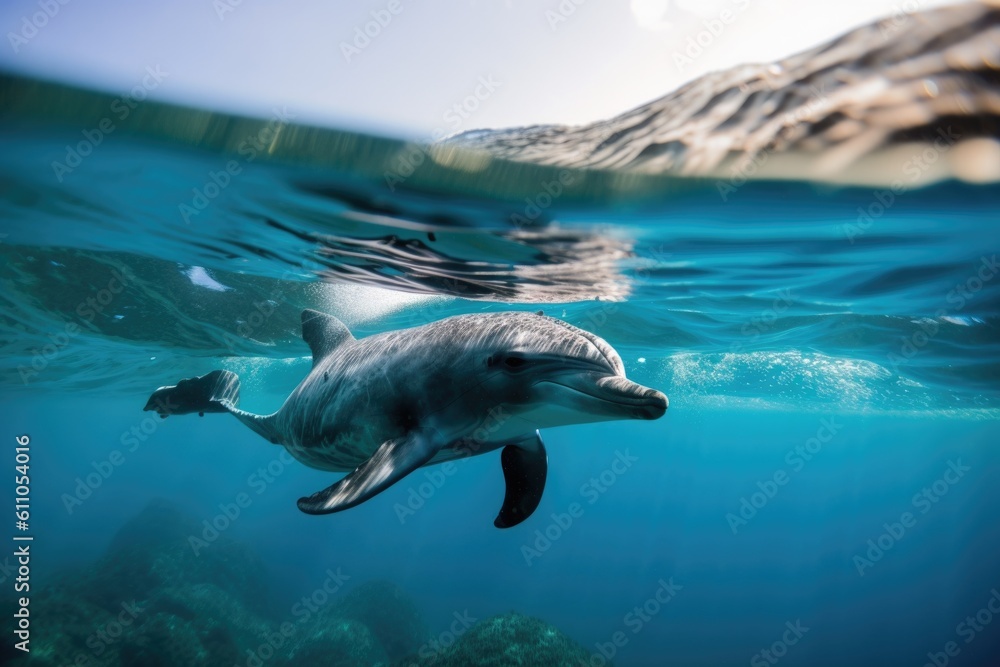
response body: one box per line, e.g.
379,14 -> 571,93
301,309 -> 354,366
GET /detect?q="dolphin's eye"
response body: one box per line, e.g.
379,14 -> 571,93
504,356 -> 527,370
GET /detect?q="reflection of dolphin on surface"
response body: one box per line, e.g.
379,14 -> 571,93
144,309 -> 667,528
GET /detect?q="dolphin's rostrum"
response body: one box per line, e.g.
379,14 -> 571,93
144,310 -> 667,528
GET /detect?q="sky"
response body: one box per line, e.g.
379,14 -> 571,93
1,0 -> 959,139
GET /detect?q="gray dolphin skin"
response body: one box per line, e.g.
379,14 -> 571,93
143,310 -> 668,528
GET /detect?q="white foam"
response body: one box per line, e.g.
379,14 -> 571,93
317,283 -> 448,327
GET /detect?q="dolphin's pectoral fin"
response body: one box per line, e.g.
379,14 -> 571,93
143,370 -> 240,418
494,430 -> 548,529
297,428 -> 440,515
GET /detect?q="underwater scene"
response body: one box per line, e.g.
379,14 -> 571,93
1,1 -> 1000,666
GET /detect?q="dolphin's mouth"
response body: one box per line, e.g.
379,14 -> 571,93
541,372 -> 668,420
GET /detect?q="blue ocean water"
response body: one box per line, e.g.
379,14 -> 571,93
2,73 -> 1000,666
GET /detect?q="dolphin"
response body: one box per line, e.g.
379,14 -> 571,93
144,310 -> 667,528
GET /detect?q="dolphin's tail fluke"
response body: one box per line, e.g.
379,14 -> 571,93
144,369 -> 240,417
143,370 -> 281,444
